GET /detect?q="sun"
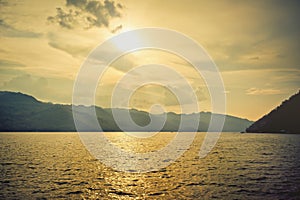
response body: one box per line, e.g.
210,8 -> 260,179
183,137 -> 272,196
111,27 -> 143,51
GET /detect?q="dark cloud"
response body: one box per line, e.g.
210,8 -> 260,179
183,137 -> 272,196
0,0 -> 8,6
111,24 -> 122,33
66,0 -> 87,7
48,0 -> 123,30
0,19 -> 42,38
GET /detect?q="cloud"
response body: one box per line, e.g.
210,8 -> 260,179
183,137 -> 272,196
194,1 -> 300,72
0,59 -> 26,68
194,87 -> 208,101
47,0 -> 123,30
1,74 -> 48,94
246,87 -> 283,95
1,74 -> 73,103
46,31 -> 106,57
249,56 -> 259,60
48,41 -> 91,57
0,19 -> 42,38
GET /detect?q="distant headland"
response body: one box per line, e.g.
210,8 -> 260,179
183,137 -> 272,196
246,90 -> 300,134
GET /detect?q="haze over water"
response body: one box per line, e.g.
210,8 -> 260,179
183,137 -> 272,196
1,132 -> 299,199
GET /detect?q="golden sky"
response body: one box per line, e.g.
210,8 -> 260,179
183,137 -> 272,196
0,0 -> 299,120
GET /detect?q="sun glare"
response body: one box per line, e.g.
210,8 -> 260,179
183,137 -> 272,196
112,28 -> 143,51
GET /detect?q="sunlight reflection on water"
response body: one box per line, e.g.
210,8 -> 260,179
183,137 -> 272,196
0,132 -> 300,199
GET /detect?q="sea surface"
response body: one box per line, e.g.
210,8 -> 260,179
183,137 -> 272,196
0,132 -> 300,199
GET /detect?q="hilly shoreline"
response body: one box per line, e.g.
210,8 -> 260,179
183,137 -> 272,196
0,91 -> 253,132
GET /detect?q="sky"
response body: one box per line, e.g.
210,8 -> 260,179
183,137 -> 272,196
0,0 -> 299,120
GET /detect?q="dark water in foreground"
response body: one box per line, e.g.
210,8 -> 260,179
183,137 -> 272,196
0,132 -> 300,199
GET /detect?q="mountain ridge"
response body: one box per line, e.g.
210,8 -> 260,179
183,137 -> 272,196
0,91 -> 253,132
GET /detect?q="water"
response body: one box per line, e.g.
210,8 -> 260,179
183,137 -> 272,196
0,132 -> 300,199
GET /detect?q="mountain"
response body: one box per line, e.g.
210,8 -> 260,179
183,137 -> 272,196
0,91 -> 252,132
246,90 -> 300,133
